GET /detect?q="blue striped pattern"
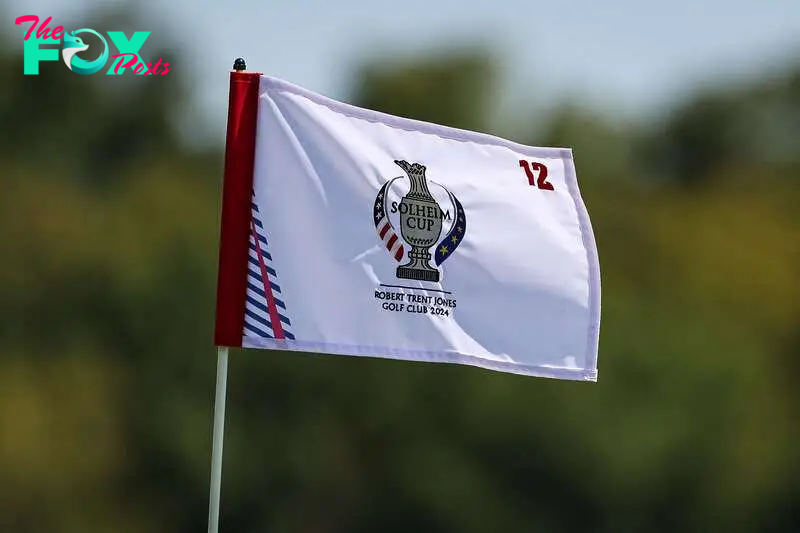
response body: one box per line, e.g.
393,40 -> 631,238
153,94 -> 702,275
244,198 -> 295,340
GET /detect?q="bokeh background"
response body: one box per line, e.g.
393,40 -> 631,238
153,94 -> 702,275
1,1 -> 799,532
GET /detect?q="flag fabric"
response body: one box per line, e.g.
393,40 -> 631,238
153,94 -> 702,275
214,72 -> 601,381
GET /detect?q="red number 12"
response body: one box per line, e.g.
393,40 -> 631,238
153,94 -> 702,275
519,160 -> 554,191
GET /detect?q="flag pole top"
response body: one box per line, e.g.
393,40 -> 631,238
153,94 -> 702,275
233,58 -> 246,71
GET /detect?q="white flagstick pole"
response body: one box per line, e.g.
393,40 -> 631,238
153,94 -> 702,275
207,347 -> 229,533
208,57 -> 258,533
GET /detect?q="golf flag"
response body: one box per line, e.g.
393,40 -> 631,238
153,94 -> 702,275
214,71 -> 601,381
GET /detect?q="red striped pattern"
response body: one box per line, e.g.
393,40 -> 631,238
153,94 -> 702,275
250,219 -> 285,339
376,216 -> 404,262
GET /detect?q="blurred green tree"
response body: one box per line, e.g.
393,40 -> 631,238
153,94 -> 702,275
351,47 -> 498,133
640,63 -> 800,185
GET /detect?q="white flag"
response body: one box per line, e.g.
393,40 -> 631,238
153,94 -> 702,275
216,74 -> 601,381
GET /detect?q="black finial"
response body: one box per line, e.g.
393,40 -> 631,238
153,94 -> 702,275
233,58 -> 246,71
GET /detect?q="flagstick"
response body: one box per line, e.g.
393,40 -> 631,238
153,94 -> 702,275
208,56 -> 260,533
207,346 -> 229,533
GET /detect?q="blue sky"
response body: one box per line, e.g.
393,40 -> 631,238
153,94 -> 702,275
8,0 -> 800,144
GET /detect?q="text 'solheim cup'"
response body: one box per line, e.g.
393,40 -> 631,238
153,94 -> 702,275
394,160 -> 443,282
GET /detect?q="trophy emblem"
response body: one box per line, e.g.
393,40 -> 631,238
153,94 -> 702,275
393,160 -> 444,282
372,160 -> 467,284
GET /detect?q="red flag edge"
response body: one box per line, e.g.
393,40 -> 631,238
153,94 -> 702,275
214,70 -> 262,347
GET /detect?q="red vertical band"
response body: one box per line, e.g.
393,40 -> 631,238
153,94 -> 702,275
214,70 -> 262,347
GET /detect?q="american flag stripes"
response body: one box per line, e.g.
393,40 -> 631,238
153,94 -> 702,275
244,197 -> 295,341
373,180 -> 405,262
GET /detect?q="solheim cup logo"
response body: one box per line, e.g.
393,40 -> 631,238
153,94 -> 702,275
373,160 -> 467,283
